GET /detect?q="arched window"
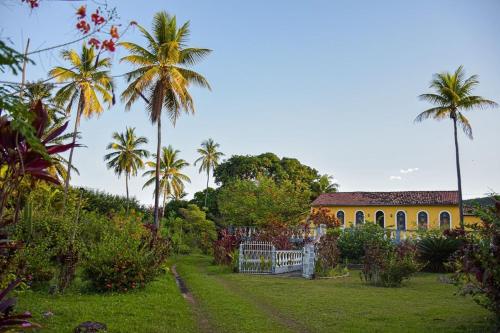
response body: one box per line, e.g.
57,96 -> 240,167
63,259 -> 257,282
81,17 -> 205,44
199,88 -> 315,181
417,211 -> 428,230
355,211 -> 364,225
440,212 -> 451,230
396,211 -> 406,230
336,211 -> 345,227
375,211 -> 385,228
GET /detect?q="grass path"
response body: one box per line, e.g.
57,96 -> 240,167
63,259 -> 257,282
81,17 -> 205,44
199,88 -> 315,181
174,255 -> 493,333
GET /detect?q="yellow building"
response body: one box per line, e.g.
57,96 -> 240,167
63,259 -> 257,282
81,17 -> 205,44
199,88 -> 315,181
311,191 -> 480,230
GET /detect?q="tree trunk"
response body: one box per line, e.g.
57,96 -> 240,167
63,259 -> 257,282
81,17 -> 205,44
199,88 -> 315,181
153,117 -> 161,229
162,189 -> 167,219
63,92 -> 84,209
452,114 -> 464,229
125,172 -> 129,213
204,168 -> 210,209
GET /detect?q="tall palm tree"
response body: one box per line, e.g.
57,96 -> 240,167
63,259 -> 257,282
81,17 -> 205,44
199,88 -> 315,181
120,11 -> 211,228
50,44 -> 114,202
415,66 -> 497,228
104,127 -> 149,205
194,138 -> 224,208
143,145 -> 191,218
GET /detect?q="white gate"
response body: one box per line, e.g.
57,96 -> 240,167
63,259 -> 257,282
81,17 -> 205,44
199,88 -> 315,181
238,241 -> 303,274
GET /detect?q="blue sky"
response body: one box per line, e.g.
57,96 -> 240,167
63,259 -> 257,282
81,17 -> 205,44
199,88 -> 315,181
2,0 -> 500,205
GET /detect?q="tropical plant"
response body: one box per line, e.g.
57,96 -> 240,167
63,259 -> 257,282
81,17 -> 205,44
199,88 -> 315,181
0,101 -> 76,223
416,232 -> 462,272
104,127 -> 149,204
120,11 -> 211,228
415,66 -> 497,227
312,174 -> 339,197
194,138 -> 224,208
50,44 -> 114,201
143,145 -> 190,218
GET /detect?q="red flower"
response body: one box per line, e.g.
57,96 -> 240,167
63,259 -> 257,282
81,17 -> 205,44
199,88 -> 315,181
88,38 -> 100,48
76,20 -> 91,34
76,5 -> 86,19
110,25 -> 119,39
102,39 -> 116,52
22,0 -> 39,8
91,9 -> 105,25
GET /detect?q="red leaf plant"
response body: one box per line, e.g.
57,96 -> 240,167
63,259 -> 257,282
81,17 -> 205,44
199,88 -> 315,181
0,100 -> 77,224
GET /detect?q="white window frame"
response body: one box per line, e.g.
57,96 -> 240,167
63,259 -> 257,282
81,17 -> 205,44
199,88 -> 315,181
439,210 -> 452,230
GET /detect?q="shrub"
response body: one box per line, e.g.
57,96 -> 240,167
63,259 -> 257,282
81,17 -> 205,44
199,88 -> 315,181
83,222 -> 169,292
213,229 -> 241,266
362,241 -> 420,287
417,231 -> 462,272
452,197 -> 500,322
315,229 -> 342,277
337,223 -> 391,262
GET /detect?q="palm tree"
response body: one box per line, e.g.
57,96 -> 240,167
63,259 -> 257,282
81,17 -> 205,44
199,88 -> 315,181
143,145 -> 191,218
194,138 -> 224,208
415,66 -> 497,228
50,44 -> 114,202
120,11 -> 211,228
104,127 -> 149,205
315,174 -> 339,194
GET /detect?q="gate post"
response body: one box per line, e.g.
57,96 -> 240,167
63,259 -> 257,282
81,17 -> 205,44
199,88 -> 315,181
302,243 -> 315,279
238,242 -> 243,273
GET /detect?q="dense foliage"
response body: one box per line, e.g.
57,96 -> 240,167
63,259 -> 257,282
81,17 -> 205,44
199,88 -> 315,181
79,188 -> 151,219
452,197 -> 500,321
337,223 -> 391,262
164,204 -> 217,255
83,218 -> 169,292
218,176 -> 311,227
362,240 -> 421,287
417,230 -> 463,272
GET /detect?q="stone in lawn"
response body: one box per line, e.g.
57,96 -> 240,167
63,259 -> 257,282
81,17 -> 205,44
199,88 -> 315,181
74,321 -> 107,333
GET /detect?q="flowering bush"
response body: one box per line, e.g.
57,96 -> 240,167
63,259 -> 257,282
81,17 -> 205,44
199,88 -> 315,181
362,240 -> 421,287
452,198 -> 500,322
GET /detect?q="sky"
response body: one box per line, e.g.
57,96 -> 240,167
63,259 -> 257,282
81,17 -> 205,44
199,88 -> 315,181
1,0 -> 500,205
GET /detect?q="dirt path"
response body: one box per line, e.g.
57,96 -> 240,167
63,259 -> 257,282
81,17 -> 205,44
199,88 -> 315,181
171,265 -> 215,333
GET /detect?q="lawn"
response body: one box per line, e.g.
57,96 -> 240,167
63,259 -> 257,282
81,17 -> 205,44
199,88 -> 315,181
18,255 -> 493,332
17,271 -> 196,333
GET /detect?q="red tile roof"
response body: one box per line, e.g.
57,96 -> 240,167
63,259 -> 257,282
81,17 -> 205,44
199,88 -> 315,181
312,191 -> 459,207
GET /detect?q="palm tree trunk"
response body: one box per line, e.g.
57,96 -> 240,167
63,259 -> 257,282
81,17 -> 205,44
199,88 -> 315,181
162,189 -> 167,218
125,172 -> 129,213
153,117 -> 161,229
63,93 -> 84,209
204,168 -> 210,208
452,114 -> 464,229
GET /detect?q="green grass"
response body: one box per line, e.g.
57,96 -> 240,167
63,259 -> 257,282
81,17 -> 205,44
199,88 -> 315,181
18,255 -> 493,332
175,255 -> 494,333
17,272 -> 196,333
